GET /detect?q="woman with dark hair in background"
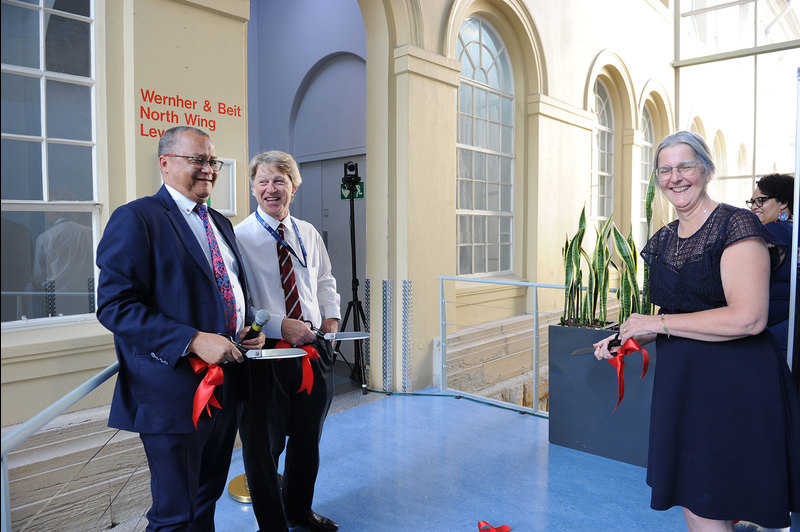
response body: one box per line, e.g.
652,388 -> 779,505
747,173 -> 794,360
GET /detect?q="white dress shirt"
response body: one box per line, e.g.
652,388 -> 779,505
165,183 -> 246,334
235,206 -> 340,339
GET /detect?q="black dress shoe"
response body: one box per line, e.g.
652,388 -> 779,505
287,510 -> 338,531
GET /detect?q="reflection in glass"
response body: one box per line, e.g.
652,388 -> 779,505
1,208 -> 94,321
45,13 -> 90,76
45,0 -> 91,17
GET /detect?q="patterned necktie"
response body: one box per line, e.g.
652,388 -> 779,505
194,204 -> 237,336
277,223 -> 303,320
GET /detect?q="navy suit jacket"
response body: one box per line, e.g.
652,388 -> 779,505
97,185 -> 252,434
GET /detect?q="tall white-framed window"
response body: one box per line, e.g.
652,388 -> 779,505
639,107 -> 655,243
456,16 -> 514,275
1,0 -> 97,325
590,79 -> 614,225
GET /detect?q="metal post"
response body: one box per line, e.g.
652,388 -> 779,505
401,280 -> 413,393
439,277 -> 447,391
382,280 -> 393,392
364,278 -> 371,388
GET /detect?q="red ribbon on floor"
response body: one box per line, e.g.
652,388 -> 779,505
607,337 -> 649,412
188,357 -> 223,429
275,339 -> 320,395
478,521 -> 512,532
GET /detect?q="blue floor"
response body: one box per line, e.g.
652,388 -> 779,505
214,388 -> 695,531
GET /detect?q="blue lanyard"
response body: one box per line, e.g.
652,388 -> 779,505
254,210 -> 308,269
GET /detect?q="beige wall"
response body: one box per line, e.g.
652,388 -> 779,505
1,0 -> 251,427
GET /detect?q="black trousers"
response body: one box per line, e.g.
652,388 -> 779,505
240,338 -> 334,532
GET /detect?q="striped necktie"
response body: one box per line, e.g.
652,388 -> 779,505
194,204 -> 237,336
277,223 -> 303,320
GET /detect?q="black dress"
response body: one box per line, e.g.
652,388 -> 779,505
641,203 -> 800,528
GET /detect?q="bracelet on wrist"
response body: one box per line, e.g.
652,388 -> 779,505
661,314 -> 670,338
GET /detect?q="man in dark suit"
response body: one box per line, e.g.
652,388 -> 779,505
96,126 -> 263,531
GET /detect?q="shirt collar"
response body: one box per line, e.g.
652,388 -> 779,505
256,206 -> 292,229
164,183 -> 203,214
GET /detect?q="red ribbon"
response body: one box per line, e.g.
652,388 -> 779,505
275,339 -> 320,395
478,521 -> 512,532
187,357 -> 224,429
607,337 -> 649,412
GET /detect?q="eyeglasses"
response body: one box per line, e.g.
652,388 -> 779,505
745,196 -> 773,208
163,154 -> 224,172
655,161 -> 702,181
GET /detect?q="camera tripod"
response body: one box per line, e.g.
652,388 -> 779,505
337,161 -> 368,393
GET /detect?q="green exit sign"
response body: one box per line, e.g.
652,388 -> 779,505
340,182 -> 365,200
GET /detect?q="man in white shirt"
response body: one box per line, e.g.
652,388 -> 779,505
235,150 -> 341,532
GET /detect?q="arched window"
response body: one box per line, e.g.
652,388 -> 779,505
639,107 -> 655,241
591,80 -> 614,224
456,17 -> 514,275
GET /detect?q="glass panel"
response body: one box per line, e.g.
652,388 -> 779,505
31,210 -> 94,318
459,116 -> 473,145
487,122 -> 500,151
474,181 -> 486,210
487,183 -> 500,211
500,184 -> 512,212
487,154 -> 499,182
758,0 -> 800,46
45,0 -> 91,17
474,119 -> 487,149
754,49 -> 799,174
460,18 -> 480,48
487,216 -> 499,244
501,126 -> 513,154
1,4 -> 40,68
474,88 -> 486,118
500,217 -> 512,243
459,148 -> 473,181
458,179 -> 472,209
1,73 -> 42,136
2,139 -> 43,200
487,244 -> 499,271
47,143 -> 93,200
474,152 -> 486,182
460,84 -> 473,114
500,243 -> 511,271
47,80 -> 92,140
502,97 -> 513,126
680,1 -> 755,59
500,157 -> 512,183
459,245 -> 472,274
458,215 -> 472,244
474,216 -> 486,243
488,93 -> 500,122
486,65 -> 499,89
45,13 -> 90,76
473,244 -> 486,274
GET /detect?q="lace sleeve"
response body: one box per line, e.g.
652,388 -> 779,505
723,205 -> 786,269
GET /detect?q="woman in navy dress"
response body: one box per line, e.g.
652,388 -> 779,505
594,131 -> 800,531
747,173 -> 794,361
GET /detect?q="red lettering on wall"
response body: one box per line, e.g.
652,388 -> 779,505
217,102 -> 242,117
140,89 -> 198,110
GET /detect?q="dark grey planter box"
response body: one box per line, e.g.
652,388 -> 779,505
548,325 -> 657,467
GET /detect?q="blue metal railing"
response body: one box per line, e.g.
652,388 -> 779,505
0,361 -> 119,532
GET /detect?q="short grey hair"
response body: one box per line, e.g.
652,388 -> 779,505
248,150 -> 302,188
158,126 -> 210,156
653,131 -> 715,179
